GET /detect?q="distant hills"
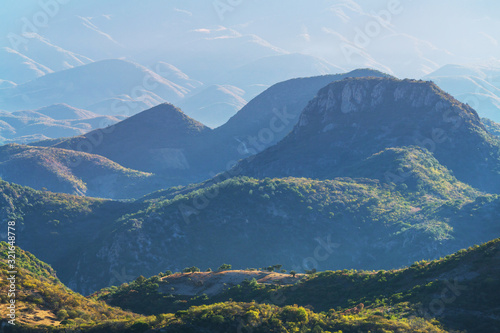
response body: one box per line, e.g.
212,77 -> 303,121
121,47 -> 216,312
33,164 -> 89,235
0,59 -> 190,112
18,72 -> 500,198
0,104 -> 123,145
0,33 -> 93,84
425,63 -> 500,122
177,84 -> 247,128
217,53 -> 345,99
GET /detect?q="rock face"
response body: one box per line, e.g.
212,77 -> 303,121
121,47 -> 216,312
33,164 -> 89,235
235,77 -> 500,194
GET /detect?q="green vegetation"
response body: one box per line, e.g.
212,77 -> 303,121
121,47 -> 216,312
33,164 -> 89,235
3,237 -> 500,332
2,161 -> 499,295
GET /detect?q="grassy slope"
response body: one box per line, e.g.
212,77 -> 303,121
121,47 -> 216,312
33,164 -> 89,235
0,243 -> 142,330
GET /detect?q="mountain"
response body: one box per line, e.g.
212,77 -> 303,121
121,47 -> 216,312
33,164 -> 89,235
177,85 -> 247,128
233,77 -> 500,194
52,103 -> 212,176
0,144 -> 156,198
0,33 -> 94,84
84,95 -> 162,116
424,64 -> 500,122
0,59 -> 190,112
213,69 -> 392,153
195,69 -> 393,177
0,105 -> 123,145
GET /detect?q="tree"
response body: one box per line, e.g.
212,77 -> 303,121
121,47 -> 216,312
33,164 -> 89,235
290,271 -> 297,278
56,309 -> 69,320
183,266 -> 200,273
218,264 -> 232,271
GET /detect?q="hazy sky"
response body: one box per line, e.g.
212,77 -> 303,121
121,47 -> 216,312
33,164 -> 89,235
1,0 -> 499,79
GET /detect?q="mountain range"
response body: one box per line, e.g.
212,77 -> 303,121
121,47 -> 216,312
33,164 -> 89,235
2,76 -> 500,296
0,103 -> 123,144
14,69 -> 389,196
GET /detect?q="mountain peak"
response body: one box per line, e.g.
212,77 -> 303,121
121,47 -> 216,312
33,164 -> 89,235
53,103 -> 211,174
120,102 -> 209,133
292,77 -> 482,137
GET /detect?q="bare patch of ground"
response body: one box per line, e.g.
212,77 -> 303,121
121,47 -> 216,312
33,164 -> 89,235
159,270 -> 304,296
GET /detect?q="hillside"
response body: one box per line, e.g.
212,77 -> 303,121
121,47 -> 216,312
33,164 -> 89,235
0,243 -> 139,329
0,144 -> 157,198
94,239 -> 500,333
0,243 -> 444,333
234,77 -> 500,194
4,148 -> 499,295
96,238 -> 500,333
